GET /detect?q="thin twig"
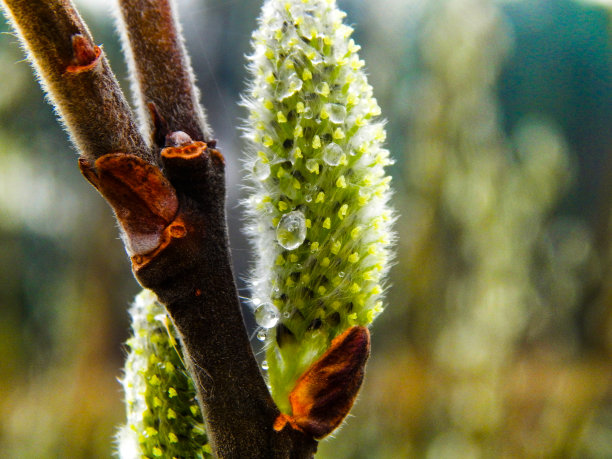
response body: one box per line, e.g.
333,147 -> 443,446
115,0 -> 211,146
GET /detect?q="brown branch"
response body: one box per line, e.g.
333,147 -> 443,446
78,139 -> 317,458
115,0 -> 211,145
1,0 -> 151,163
2,0 -> 319,457
131,140 -> 317,458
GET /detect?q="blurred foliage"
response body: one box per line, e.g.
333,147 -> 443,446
0,0 -> 611,458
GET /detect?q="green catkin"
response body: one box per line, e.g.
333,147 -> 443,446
242,0 -> 394,414
117,290 -> 211,459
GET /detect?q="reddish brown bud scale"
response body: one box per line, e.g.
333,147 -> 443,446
131,217 -> 188,269
161,141 -> 208,160
78,153 -> 179,255
274,326 -> 371,439
161,140 -> 224,166
65,34 -> 101,74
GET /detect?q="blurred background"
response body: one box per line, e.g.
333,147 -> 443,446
1,0 -> 612,457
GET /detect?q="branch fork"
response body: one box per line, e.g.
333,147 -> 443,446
0,0 -> 371,457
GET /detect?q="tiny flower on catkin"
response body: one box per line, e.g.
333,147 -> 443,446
242,0 -> 394,421
117,290 -> 211,459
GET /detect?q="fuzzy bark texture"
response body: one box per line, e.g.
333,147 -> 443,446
1,0 -> 151,163
1,0 -> 319,457
115,0 -> 211,145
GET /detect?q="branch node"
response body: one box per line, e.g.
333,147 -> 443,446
78,153 -> 179,256
160,141 -> 225,207
162,140 -> 207,160
65,34 -> 101,74
131,216 -> 188,270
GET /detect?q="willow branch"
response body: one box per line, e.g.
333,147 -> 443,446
111,0 -> 315,456
109,142 -> 317,458
115,0 -> 211,145
1,0 -> 151,163
2,0 -> 318,457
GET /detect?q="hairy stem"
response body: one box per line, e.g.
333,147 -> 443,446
1,0 -> 151,163
135,143 -> 317,458
2,0 -> 318,456
115,0 -> 211,145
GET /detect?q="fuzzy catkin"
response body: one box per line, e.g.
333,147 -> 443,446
117,290 -> 211,459
242,0 -> 394,414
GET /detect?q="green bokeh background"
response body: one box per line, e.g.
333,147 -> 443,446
1,0 -> 611,457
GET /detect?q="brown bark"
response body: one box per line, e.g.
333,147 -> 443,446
115,0 -> 211,146
1,0 -> 318,457
1,0 -> 151,163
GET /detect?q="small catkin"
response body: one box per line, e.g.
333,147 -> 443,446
117,290 -> 211,459
242,0 -> 394,414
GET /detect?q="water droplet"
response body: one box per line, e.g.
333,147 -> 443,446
276,73 -> 303,100
256,330 -> 267,341
283,311 -> 291,319
254,302 -> 280,328
251,297 -> 262,306
261,360 -> 269,370
302,106 -> 314,119
296,13 -> 317,42
304,184 -> 315,203
322,143 -> 343,166
305,158 -> 319,174
315,82 -> 330,97
338,271 -> 345,278
253,159 -> 270,180
290,147 -> 302,163
326,103 -> 347,124
276,211 -> 307,250
310,52 -> 324,65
